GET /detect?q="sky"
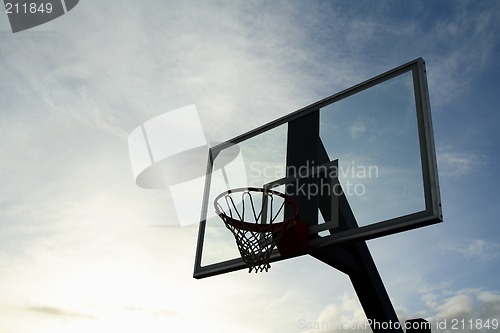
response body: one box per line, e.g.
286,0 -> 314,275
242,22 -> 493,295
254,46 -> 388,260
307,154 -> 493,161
1,1 -> 499,332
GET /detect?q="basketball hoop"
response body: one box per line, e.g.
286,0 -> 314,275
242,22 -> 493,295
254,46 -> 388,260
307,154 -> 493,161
214,187 -> 306,273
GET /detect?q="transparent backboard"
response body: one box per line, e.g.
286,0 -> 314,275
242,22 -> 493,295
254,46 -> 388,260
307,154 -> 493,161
194,58 -> 442,278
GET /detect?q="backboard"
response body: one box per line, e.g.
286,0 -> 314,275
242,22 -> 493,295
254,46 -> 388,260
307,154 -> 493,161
194,58 -> 442,279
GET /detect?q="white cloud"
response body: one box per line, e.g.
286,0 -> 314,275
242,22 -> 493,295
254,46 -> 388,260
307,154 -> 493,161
426,289 -> 500,333
298,288 -> 500,333
437,148 -> 487,177
298,293 -> 369,333
442,239 -> 500,260
435,294 -> 474,318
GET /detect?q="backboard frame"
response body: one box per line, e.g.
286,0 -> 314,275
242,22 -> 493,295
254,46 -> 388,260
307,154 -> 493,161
193,58 -> 442,279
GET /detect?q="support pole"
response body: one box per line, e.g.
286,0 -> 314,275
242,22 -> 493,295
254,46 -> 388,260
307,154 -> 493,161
312,187 -> 405,333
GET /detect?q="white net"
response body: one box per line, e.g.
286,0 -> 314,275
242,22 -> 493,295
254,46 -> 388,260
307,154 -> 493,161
214,188 -> 298,273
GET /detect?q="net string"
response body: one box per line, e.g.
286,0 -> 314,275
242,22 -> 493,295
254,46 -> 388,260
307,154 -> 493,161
215,188 -> 296,273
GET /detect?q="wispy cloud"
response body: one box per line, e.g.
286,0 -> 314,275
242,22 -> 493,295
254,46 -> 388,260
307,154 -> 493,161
424,1 -> 500,107
442,239 -> 500,260
437,147 -> 487,177
28,305 -> 96,320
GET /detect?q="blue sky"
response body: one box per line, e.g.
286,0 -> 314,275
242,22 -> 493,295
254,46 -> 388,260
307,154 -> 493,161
1,1 -> 499,332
